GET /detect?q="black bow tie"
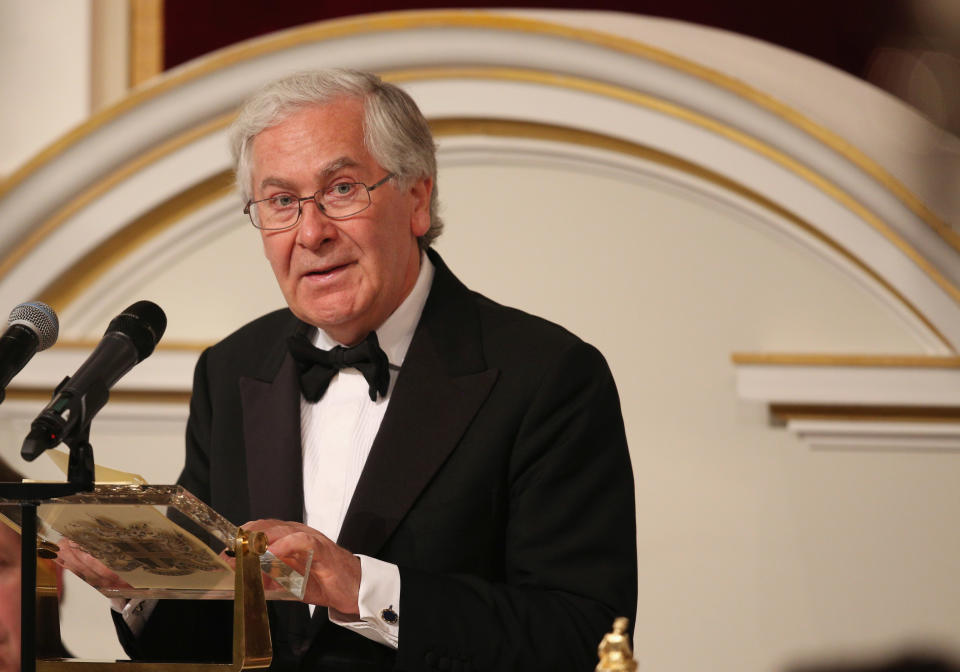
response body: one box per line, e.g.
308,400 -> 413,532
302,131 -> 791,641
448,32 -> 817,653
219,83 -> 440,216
287,330 -> 390,402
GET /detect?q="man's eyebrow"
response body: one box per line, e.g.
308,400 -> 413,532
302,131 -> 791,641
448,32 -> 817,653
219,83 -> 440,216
258,176 -> 296,193
257,157 -> 361,194
317,157 -> 360,179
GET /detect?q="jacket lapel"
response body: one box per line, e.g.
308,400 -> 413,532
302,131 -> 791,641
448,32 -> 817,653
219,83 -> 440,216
238,317 -> 313,651
337,252 -> 498,556
239,319 -> 306,524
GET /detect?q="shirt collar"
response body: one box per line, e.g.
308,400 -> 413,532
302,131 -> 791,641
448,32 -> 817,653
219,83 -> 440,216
312,251 -> 435,367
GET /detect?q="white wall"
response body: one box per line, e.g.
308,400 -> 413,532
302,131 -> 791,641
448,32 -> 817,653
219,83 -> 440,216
0,1 -> 92,176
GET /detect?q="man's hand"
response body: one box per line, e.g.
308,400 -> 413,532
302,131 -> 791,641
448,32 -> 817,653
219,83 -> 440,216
242,519 -> 361,617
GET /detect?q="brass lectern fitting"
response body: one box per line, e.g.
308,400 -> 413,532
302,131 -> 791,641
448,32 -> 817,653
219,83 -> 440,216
37,541 -> 59,559
237,528 -> 269,556
250,531 -> 268,555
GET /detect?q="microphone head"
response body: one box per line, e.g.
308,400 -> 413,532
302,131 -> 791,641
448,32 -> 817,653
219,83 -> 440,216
106,301 -> 167,362
8,301 -> 59,351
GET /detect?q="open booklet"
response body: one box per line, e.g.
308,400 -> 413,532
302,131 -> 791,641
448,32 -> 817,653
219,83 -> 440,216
0,451 -> 311,601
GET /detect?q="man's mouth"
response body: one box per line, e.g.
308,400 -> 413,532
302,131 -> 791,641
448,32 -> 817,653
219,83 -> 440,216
305,262 -> 352,279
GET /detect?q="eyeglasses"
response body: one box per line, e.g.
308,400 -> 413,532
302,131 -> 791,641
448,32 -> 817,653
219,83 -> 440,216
244,173 -> 394,231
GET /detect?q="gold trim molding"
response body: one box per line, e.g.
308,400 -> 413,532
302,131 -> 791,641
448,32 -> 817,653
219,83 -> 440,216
433,118 -> 953,351
0,14 -> 955,353
732,353 -> 960,368
129,0 -> 164,87
0,62 -> 956,352
398,68 -> 960,312
0,10 -> 955,257
771,403 -> 960,424
9,111 -> 955,353
0,111 -> 236,289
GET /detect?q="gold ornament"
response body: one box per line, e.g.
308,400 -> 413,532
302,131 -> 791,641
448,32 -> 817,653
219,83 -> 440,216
596,617 -> 637,672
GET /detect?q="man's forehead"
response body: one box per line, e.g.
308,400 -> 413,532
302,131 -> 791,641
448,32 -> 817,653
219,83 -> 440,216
250,101 -> 381,190
251,100 -> 368,161
268,97 -> 364,136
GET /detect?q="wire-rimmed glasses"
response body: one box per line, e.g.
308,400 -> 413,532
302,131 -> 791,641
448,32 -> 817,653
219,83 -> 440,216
244,173 -> 394,230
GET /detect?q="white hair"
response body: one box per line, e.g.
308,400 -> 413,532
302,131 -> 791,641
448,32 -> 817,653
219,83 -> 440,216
230,69 -> 442,248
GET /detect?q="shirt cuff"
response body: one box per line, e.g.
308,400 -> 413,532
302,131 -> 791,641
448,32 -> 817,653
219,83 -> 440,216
112,598 -> 157,638
328,555 -> 400,649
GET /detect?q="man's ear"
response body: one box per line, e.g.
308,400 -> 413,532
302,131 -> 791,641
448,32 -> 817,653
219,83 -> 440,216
409,176 -> 433,238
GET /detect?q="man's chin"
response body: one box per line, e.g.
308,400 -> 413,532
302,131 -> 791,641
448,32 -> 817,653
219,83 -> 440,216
292,302 -> 370,342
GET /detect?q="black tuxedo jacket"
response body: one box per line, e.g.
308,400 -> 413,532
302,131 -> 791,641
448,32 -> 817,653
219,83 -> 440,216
119,251 -> 637,672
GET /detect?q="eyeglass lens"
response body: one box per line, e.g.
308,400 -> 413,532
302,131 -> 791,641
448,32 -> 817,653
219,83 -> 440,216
250,182 -> 373,229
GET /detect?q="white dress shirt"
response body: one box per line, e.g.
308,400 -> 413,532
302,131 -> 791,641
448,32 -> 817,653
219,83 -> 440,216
302,252 -> 434,649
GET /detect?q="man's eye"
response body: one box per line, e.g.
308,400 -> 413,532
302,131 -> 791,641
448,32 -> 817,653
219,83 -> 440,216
328,183 -> 358,199
269,194 -> 297,208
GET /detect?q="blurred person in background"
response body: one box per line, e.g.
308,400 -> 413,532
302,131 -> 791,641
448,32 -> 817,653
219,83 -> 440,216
0,456 -> 70,672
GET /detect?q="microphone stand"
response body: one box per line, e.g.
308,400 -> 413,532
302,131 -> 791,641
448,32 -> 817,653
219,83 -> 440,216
0,420 -> 96,672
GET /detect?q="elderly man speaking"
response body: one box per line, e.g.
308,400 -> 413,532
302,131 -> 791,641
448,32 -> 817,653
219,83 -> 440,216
114,69 -> 637,672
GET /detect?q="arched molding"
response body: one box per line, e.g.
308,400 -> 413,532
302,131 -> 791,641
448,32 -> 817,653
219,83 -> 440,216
0,9 -> 957,393
1,12 -> 958,351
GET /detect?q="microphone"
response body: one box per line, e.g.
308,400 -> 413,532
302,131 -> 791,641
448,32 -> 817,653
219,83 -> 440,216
0,301 -> 59,404
21,300 -> 166,460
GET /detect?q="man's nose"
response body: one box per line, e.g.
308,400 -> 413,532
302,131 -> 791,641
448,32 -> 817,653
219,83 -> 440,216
296,199 -> 337,247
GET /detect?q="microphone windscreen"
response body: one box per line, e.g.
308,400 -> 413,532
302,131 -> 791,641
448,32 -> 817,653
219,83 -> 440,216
106,301 -> 167,362
8,301 -> 59,351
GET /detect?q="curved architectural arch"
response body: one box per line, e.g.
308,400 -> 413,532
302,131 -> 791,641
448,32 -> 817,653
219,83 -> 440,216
0,11 -> 957,354
16,113 -> 954,355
